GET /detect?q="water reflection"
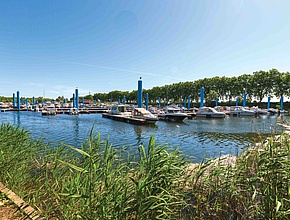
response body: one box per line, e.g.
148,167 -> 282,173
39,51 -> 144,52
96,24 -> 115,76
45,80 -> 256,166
0,111 -> 288,163
134,126 -> 143,145
73,115 -> 80,146
13,112 -> 21,126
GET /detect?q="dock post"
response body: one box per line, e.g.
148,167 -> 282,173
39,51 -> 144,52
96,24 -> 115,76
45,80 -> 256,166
236,97 -> 239,106
138,78 -> 142,108
13,93 -> 16,107
123,95 -> 126,105
73,94 -> 75,108
75,88 -> 79,109
183,97 -> 186,108
17,91 -> 20,111
216,98 -> 219,106
243,93 -> 247,107
187,95 -> 191,109
145,93 -> 148,110
200,87 -> 204,107
280,95 -> 284,110
267,96 -> 270,109
158,97 -> 160,109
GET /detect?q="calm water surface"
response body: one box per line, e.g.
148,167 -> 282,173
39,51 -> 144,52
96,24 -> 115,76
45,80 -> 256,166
0,111 -> 288,162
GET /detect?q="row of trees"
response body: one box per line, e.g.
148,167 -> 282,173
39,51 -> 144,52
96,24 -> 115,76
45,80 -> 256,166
92,69 -> 290,104
1,69 -> 289,105
0,96 -> 52,104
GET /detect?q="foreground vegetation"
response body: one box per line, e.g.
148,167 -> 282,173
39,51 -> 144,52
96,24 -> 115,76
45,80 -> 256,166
0,123 -> 290,219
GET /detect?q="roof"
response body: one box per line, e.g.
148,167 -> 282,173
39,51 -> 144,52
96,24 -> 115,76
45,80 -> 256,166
134,108 -> 149,114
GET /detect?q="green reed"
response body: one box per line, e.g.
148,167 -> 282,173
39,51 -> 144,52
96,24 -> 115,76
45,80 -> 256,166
184,132 -> 290,219
1,123 -> 290,219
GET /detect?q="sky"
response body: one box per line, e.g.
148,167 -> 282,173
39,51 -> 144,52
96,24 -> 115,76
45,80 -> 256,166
1,0 -> 290,99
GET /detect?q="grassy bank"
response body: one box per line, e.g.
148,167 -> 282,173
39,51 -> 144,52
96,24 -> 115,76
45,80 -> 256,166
0,123 -> 289,219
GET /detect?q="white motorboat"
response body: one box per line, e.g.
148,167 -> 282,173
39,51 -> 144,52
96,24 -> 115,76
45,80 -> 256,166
132,108 -> 158,124
157,106 -> 188,122
103,104 -> 146,125
250,107 -> 269,115
268,108 -> 288,115
196,107 -> 226,118
229,106 -> 256,117
109,104 -> 132,117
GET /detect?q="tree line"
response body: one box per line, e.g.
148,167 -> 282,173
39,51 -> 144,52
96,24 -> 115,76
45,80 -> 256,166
92,69 -> 290,104
1,69 -> 289,105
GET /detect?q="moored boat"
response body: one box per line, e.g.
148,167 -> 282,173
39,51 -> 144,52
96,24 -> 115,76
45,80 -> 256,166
109,104 -> 132,117
132,108 -> 158,124
268,108 -> 288,115
157,106 -> 188,122
196,107 -> 226,118
102,104 -> 146,125
229,106 -> 256,117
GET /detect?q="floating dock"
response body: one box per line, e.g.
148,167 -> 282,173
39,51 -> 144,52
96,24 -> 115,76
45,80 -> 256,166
0,107 -> 109,114
102,113 -> 146,125
0,108 -> 28,112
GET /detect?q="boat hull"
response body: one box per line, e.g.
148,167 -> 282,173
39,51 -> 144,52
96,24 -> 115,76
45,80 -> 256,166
230,111 -> 256,117
102,113 -> 146,125
157,114 -> 187,122
196,114 -> 225,118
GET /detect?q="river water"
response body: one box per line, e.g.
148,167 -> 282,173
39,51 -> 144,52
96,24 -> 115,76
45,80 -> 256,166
0,111 -> 288,162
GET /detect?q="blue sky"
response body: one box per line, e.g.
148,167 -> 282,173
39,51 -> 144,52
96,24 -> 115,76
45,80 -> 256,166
1,0 -> 290,99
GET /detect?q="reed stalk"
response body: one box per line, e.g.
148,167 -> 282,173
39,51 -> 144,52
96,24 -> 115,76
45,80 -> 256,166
1,123 -> 290,219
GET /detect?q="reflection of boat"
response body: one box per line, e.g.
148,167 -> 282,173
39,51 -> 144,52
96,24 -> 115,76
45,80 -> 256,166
157,107 -> 188,122
69,108 -> 79,115
229,106 -> 256,117
132,108 -> 158,124
268,108 -> 288,115
196,107 -> 226,118
42,109 -> 56,116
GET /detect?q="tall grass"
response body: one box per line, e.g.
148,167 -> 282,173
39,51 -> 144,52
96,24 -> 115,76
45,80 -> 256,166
184,132 -> 290,219
1,123 -> 290,219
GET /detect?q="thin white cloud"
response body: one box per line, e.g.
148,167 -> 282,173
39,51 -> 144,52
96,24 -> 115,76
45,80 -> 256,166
2,52 -> 191,82
25,82 -> 46,87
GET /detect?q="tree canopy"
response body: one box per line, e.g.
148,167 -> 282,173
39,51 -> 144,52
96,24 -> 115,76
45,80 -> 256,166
92,69 -> 290,104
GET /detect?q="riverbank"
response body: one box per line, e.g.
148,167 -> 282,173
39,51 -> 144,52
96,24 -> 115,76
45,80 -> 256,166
0,123 -> 290,219
0,183 -> 43,220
